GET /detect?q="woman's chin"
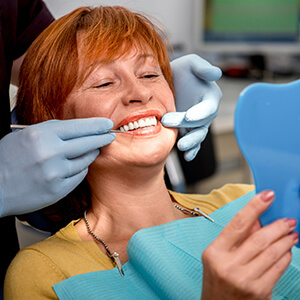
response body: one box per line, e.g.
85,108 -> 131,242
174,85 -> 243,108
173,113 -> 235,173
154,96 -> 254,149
94,128 -> 177,170
127,133 -> 176,166
131,149 -> 170,167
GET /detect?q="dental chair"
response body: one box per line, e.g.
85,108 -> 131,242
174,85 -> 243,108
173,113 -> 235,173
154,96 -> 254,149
234,79 -> 300,247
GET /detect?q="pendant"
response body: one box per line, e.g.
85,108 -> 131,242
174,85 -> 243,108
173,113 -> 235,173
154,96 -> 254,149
112,252 -> 124,277
193,207 -> 215,222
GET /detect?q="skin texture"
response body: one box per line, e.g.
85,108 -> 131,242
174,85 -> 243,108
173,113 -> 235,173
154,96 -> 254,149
62,48 -> 177,170
201,190 -> 298,300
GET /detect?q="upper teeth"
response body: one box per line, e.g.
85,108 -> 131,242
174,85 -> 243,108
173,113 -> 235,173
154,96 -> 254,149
119,117 -> 157,132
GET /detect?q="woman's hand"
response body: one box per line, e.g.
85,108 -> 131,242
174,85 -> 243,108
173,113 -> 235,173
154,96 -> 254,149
201,191 -> 298,300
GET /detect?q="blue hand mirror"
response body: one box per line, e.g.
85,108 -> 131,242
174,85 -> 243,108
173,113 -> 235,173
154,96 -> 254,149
235,79 -> 300,246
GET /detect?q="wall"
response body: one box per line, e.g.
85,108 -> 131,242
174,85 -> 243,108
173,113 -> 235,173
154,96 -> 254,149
44,0 -> 196,53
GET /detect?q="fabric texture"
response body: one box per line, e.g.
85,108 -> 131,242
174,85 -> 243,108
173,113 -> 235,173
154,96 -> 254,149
4,184 -> 254,299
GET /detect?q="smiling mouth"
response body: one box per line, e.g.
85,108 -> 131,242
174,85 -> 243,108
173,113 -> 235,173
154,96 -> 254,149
118,116 -> 158,133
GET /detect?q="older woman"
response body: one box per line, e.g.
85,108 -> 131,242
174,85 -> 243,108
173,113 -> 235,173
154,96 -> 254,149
4,6 -> 298,300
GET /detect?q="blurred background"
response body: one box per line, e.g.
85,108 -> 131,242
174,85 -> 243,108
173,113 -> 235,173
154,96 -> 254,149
11,0 -> 300,194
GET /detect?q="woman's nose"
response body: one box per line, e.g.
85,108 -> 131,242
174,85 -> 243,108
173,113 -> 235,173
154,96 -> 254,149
121,77 -> 152,105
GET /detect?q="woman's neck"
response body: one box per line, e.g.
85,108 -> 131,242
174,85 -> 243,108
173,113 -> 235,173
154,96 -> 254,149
87,164 -> 180,234
75,163 -> 185,264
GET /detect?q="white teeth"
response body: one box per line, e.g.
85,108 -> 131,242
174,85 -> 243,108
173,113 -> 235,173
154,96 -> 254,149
145,118 -> 151,126
128,122 -> 134,130
133,121 -> 139,129
118,117 -> 157,132
138,119 -> 146,127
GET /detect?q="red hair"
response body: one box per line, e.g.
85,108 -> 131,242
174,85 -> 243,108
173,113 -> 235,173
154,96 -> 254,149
16,6 -> 174,125
16,6 -> 174,229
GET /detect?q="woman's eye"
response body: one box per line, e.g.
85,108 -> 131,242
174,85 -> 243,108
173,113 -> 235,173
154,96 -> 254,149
94,82 -> 113,88
142,74 -> 159,79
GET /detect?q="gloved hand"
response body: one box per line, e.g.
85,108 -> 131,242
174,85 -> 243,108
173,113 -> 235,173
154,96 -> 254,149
162,54 -> 222,161
0,118 -> 115,217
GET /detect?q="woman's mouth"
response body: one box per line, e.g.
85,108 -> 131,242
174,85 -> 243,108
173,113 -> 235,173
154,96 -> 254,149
116,110 -> 163,136
118,116 -> 161,136
118,116 -> 158,132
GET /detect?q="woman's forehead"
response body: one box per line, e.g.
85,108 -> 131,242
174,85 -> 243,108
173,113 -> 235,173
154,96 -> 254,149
79,40 -> 158,69
78,32 -> 155,60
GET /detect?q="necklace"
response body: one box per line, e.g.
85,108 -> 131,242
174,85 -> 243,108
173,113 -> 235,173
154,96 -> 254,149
83,204 -> 214,277
83,210 -> 124,276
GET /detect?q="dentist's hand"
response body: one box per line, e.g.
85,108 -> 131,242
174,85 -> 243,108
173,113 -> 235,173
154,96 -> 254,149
162,54 -> 222,161
0,118 -> 115,217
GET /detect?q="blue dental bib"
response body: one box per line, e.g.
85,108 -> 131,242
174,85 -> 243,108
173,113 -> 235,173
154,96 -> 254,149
53,191 -> 300,299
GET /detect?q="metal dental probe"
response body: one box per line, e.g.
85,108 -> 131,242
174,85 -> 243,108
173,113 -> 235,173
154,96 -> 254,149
10,124 -> 124,133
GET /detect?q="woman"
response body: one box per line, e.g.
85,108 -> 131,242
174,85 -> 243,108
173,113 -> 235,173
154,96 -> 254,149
4,6 -> 298,300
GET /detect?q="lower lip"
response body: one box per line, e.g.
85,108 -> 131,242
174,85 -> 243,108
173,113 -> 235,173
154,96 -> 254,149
118,123 -> 162,136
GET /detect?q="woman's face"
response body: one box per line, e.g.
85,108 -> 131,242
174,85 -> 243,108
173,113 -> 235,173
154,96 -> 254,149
62,46 -> 177,170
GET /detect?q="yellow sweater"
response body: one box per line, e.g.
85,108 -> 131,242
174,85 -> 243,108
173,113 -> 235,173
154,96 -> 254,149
4,184 -> 254,299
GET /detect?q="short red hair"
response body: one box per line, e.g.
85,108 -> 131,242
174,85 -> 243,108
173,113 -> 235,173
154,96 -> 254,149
16,6 -> 173,125
16,6 -> 174,228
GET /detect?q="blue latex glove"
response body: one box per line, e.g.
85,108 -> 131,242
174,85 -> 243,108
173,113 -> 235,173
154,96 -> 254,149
162,54 -> 222,161
0,118 -> 115,217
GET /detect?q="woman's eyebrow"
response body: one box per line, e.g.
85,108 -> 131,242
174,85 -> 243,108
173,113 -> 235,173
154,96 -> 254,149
134,54 -> 158,68
87,59 -> 112,70
135,53 -> 155,63
137,53 -> 154,59
84,53 -> 156,76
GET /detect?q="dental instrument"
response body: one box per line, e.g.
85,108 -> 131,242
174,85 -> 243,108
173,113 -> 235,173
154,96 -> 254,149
10,124 -> 124,134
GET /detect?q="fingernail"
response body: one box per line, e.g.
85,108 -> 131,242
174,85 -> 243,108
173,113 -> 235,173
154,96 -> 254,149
260,190 -> 275,202
285,218 -> 297,229
289,231 -> 299,242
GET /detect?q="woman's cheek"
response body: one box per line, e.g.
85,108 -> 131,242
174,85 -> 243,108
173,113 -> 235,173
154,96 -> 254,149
166,93 -> 176,112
